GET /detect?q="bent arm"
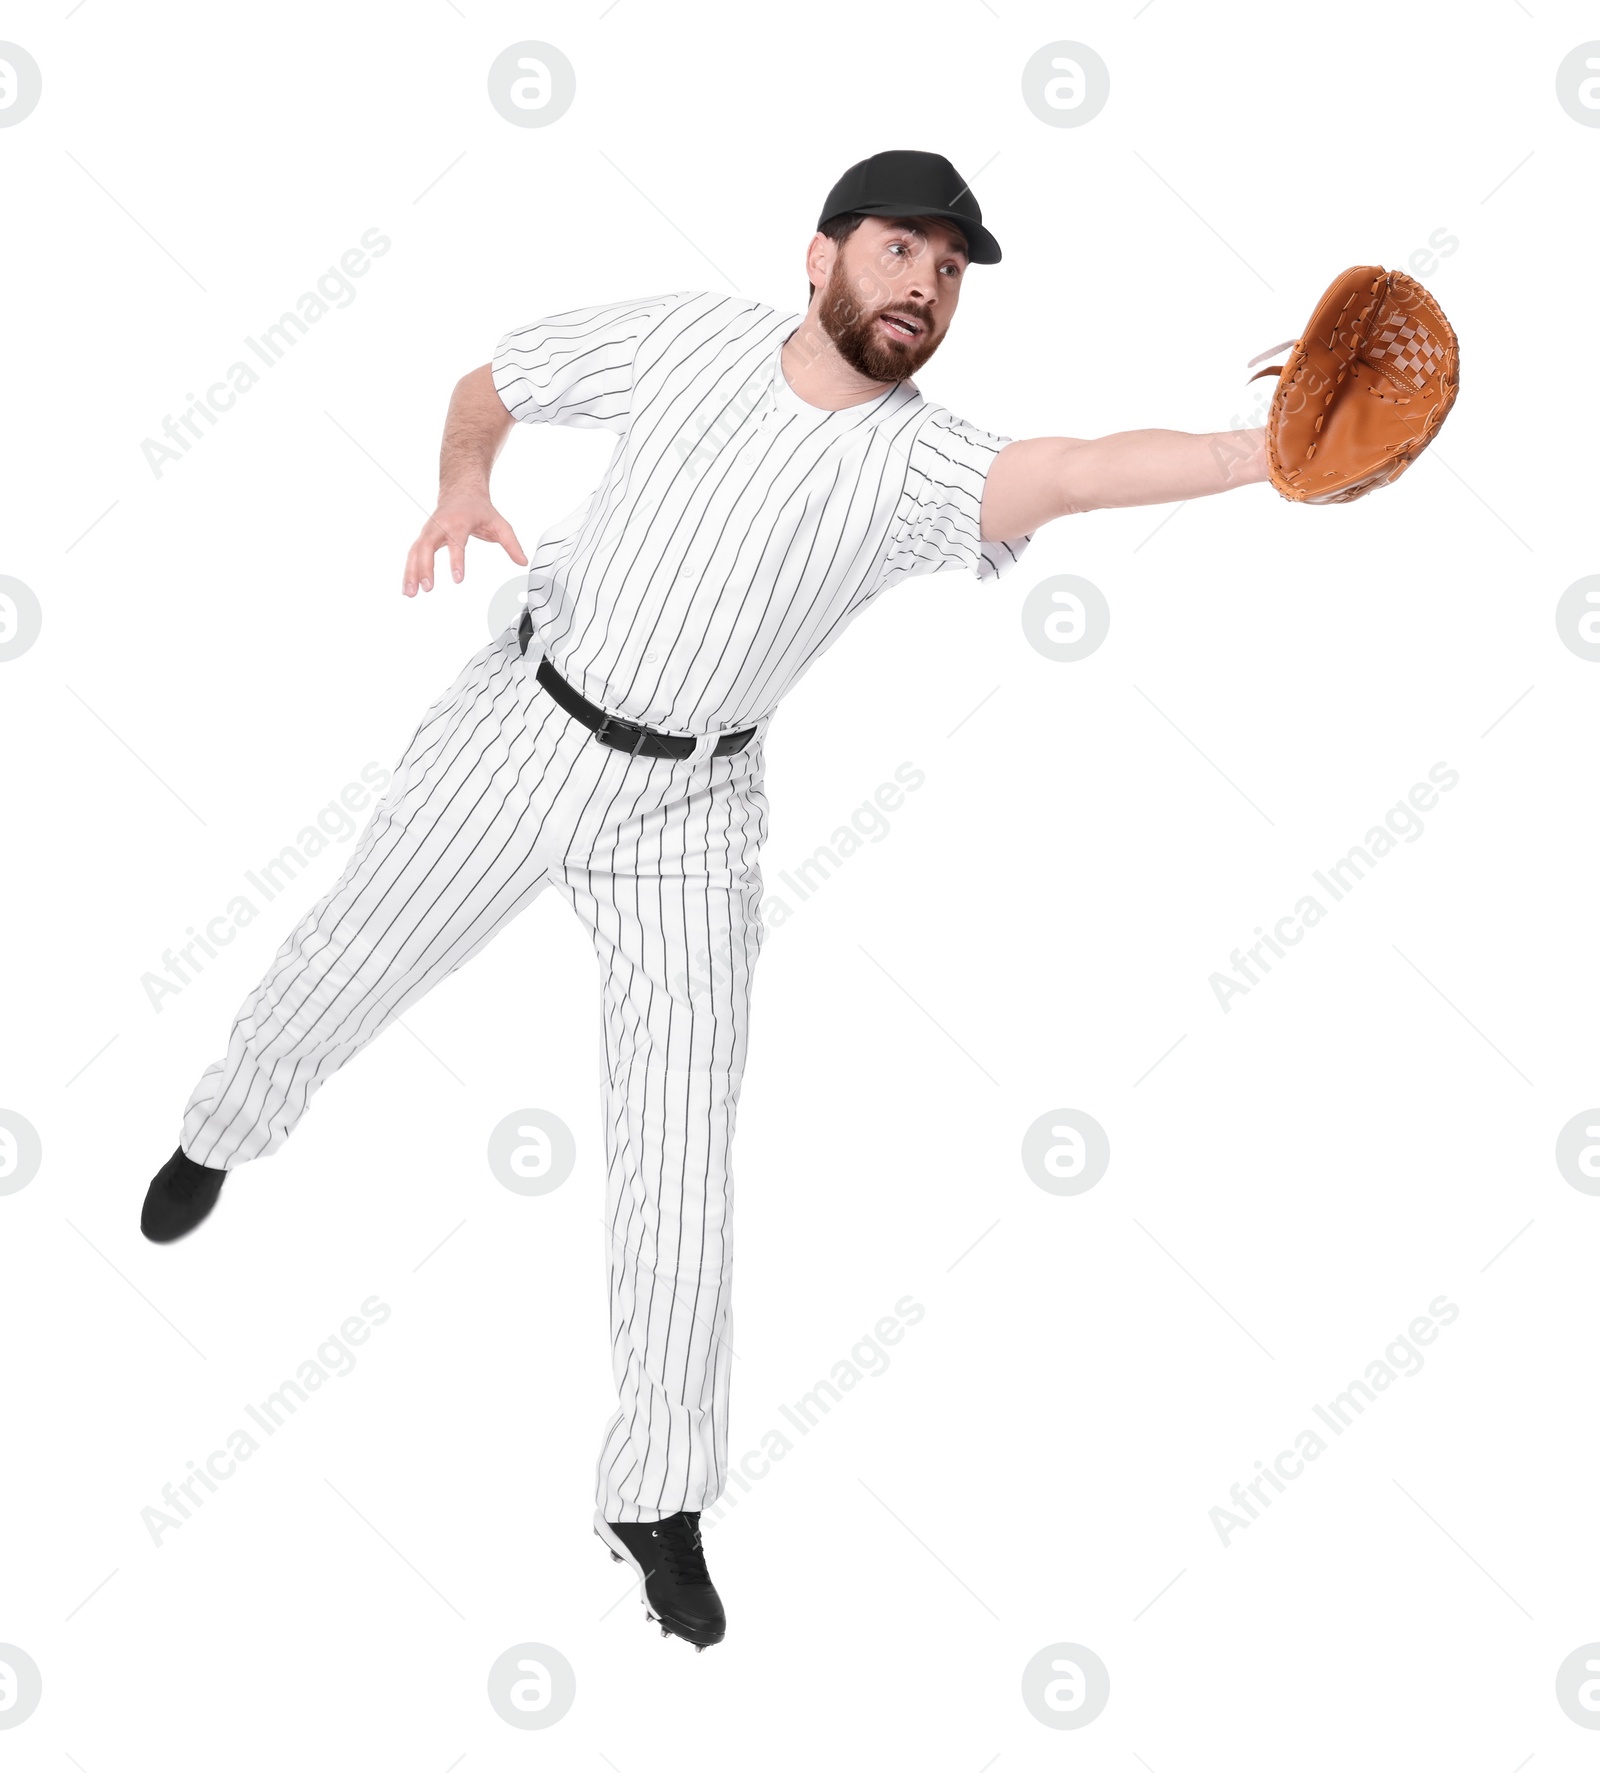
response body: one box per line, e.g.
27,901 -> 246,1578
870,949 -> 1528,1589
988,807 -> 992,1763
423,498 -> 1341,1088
439,364 -> 517,493
979,428 -> 1268,543
401,365 -> 529,597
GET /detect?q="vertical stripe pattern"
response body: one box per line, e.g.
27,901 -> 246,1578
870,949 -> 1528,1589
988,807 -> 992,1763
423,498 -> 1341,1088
183,288 -> 1033,1524
182,626 -> 768,1520
492,289 -> 1034,734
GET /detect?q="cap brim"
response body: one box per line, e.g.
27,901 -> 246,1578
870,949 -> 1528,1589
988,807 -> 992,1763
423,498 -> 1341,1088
835,202 -> 1002,265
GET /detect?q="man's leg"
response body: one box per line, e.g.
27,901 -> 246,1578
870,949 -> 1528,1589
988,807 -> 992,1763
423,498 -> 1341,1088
553,741 -> 770,1526
180,627 -> 571,1171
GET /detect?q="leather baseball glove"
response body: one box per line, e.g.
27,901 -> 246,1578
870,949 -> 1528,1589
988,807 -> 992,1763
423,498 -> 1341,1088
1248,266 -> 1460,503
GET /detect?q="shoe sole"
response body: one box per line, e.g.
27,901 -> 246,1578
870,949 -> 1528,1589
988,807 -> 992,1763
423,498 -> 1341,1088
592,1511 -> 723,1650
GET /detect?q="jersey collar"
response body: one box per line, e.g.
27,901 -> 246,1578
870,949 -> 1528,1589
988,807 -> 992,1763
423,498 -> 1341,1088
768,324 -> 919,419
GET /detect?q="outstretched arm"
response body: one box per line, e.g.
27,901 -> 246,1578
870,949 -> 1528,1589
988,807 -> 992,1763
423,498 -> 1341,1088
979,428 -> 1268,543
401,364 -> 530,597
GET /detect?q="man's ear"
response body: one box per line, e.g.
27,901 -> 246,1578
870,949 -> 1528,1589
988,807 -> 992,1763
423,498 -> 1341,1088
805,231 -> 832,295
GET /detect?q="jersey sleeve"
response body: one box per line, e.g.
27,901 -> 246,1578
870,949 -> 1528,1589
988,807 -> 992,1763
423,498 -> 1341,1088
491,292 -> 686,434
885,408 -> 1034,584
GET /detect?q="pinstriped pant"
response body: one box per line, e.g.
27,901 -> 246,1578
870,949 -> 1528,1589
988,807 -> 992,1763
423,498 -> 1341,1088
181,623 -> 770,1522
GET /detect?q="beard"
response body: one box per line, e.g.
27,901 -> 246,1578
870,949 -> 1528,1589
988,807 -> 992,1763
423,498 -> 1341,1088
816,253 -> 944,382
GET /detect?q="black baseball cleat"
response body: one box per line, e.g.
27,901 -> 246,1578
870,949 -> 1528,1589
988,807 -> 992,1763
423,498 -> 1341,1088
594,1508 -> 725,1650
141,1145 -> 227,1243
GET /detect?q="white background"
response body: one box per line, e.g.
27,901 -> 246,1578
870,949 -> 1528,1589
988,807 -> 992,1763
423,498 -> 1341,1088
2,0 -> 1596,1765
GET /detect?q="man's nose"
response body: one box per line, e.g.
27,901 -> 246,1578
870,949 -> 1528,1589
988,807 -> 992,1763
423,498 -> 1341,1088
899,268 -> 936,309
894,269 -> 936,312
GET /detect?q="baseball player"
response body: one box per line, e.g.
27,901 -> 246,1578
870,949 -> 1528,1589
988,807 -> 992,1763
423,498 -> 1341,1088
139,149 -> 1449,1649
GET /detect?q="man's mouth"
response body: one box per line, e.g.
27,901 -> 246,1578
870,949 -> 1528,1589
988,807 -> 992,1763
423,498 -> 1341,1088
878,310 -> 926,342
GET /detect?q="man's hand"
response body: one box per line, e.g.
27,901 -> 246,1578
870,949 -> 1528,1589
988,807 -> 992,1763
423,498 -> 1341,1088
980,428 -> 1269,542
401,363 -> 527,596
402,490 -> 527,597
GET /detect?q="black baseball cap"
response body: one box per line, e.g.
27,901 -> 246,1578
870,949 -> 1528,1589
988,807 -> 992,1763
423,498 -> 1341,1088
816,148 -> 1002,265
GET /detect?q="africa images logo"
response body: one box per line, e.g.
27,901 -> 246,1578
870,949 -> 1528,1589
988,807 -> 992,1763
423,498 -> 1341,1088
1209,1296 -> 1459,1546
141,1296 -> 392,1546
1210,763 -> 1459,1011
140,229 -> 391,477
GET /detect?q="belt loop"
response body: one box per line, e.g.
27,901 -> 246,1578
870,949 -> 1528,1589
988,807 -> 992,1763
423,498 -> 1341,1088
686,730 -> 721,765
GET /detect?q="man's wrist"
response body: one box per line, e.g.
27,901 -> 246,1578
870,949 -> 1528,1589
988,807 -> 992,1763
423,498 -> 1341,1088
1207,425 -> 1269,489
437,473 -> 493,506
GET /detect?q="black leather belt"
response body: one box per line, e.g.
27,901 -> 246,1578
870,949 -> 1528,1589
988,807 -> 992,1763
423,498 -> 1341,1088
518,611 -> 756,760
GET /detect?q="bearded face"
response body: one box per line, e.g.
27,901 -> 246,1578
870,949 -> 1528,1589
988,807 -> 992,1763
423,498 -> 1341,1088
815,230 -> 954,382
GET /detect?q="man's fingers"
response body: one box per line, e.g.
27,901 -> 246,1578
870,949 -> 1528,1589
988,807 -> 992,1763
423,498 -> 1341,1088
402,509 -> 518,598
405,525 -> 444,596
413,536 -> 436,597
492,518 -> 529,567
402,537 -> 426,598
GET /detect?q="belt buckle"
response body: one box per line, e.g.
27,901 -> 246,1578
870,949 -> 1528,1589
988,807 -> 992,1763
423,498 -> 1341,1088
593,711 -> 649,757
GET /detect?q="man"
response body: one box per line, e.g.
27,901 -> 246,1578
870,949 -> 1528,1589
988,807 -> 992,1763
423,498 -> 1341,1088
140,149 -> 1269,1649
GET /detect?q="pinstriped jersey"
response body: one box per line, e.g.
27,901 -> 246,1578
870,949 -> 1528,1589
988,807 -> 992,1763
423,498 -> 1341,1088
492,289 -> 1033,734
